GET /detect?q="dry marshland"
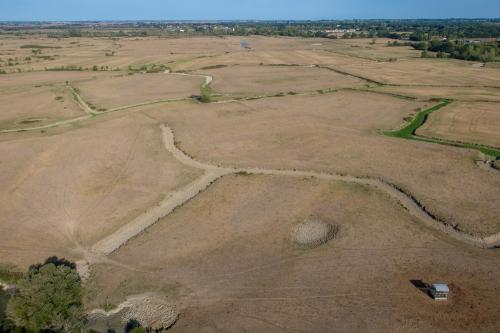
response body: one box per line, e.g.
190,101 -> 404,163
201,64 -> 365,97
1,35 -> 500,332
73,72 -> 202,110
417,101 -> 500,147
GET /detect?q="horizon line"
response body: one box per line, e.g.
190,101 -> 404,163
1,18 -> 500,23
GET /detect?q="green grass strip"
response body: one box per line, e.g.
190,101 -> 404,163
384,100 -> 500,159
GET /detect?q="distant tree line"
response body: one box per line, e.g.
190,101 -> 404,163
412,40 -> 498,62
1,19 -> 499,39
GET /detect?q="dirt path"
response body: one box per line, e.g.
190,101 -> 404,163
88,124 -> 500,259
476,160 -> 500,173
68,85 -> 96,116
2,70 -> 498,253
0,72 -> 210,134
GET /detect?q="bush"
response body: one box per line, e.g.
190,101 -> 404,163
6,258 -> 85,333
0,264 -> 22,284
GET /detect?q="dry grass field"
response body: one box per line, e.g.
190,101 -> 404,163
74,72 -> 202,110
204,64 -> 365,96
142,91 -> 500,236
340,58 -> 500,86
417,102 -> 500,147
0,112 -> 201,267
0,71 -> 118,130
0,84 -> 82,129
373,85 -> 500,102
89,175 -> 500,332
1,34 -> 500,332
319,37 -> 422,60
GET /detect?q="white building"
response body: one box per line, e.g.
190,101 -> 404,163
430,283 -> 449,301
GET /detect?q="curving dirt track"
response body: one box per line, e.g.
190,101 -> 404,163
2,66 -> 499,257
88,123 -> 500,260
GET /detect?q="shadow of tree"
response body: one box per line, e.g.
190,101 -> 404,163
29,256 -> 76,272
125,319 -> 145,333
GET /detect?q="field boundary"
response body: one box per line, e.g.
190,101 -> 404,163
384,100 -> 500,159
88,124 -> 500,261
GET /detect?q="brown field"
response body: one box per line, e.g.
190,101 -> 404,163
90,175 -> 500,332
74,72 -> 202,110
0,112 -> 201,267
0,84 -> 82,129
204,64 -> 365,96
417,102 -> 500,147
142,91 -> 500,236
0,71 -> 119,130
1,35 -> 500,332
341,58 -> 500,86
319,37 -> 422,60
373,85 -> 500,102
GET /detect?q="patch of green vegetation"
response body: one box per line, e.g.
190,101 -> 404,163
19,119 -> 42,124
20,44 -> 61,49
200,64 -> 228,70
34,55 -> 56,60
235,171 -> 251,176
128,63 -> 169,74
0,264 -> 22,284
347,87 -> 417,100
385,100 -> 451,138
46,65 -> 83,71
6,257 -> 85,333
384,100 -> 500,159
129,327 -> 147,333
103,302 -> 117,312
199,82 -> 214,103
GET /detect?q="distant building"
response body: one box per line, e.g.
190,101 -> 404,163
430,283 -> 449,300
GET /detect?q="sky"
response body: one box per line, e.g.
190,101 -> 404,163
0,0 -> 499,21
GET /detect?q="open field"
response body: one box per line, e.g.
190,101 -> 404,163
90,175 -> 500,332
142,91 -> 500,236
202,64 -> 365,96
340,58 -> 500,86
417,103 -> 500,147
0,71 -> 120,130
319,37 -> 422,60
74,72 -> 202,110
373,85 -> 500,102
1,34 -> 500,332
0,84 -> 82,130
417,102 -> 500,148
0,112 -> 201,267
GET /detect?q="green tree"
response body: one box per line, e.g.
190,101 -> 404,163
6,260 -> 85,333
